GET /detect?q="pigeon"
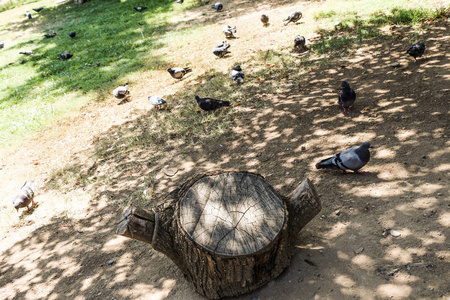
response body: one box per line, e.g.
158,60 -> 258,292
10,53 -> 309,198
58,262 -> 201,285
0,41 -> 4,49
149,96 -> 167,110
261,14 -> 269,26
230,65 -> 244,84
195,95 -> 231,111
316,142 -> 373,174
26,11 -> 32,19
175,0 -> 183,3
211,2 -> 223,11
68,31 -> 76,38
33,7 -> 44,13
134,7 -> 147,12
13,181 -> 35,212
223,25 -> 237,38
283,11 -> 302,25
407,42 -> 426,62
19,51 -> 35,55
113,84 -> 130,99
44,31 -> 57,38
213,41 -> 231,58
58,53 -> 73,60
338,81 -> 356,114
294,35 -> 306,51
167,67 -> 192,80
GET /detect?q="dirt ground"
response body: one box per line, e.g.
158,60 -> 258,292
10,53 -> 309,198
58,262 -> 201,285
1,1 -> 449,300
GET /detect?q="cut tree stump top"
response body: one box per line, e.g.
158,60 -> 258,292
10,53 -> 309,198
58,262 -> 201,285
179,172 -> 285,256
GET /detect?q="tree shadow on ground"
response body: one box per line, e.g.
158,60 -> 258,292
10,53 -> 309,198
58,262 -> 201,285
1,6 -> 449,300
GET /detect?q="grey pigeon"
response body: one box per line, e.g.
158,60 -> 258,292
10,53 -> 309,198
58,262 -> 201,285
149,95 -> 167,110
167,67 -> 192,79
211,2 -> 223,11
316,142 -> 373,174
294,35 -> 306,51
261,14 -> 269,26
0,41 -> 4,49
283,11 -> 302,25
195,95 -> 231,111
134,7 -> 147,12
13,181 -> 35,212
44,31 -> 57,38
33,7 -> 44,13
68,31 -> 76,38
407,42 -> 426,62
230,65 -> 244,84
113,84 -> 130,99
19,51 -> 35,55
213,41 -> 231,58
338,81 -> 356,114
26,11 -> 32,19
223,25 -> 237,38
58,53 -> 73,60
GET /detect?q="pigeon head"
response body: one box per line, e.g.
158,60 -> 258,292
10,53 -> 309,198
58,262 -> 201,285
233,65 -> 241,71
195,95 -> 201,103
360,142 -> 373,149
340,81 -> 350,89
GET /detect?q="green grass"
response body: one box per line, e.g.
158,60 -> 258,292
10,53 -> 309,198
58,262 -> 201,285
0,0 -> 198,147
310,3 -> 449,54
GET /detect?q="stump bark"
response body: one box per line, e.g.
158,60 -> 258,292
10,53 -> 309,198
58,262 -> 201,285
117,171 -> 321,299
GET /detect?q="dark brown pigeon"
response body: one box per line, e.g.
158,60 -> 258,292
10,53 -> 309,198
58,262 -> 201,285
195,95 -> 231,111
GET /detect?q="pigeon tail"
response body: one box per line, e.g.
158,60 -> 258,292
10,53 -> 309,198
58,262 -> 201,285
315,157 -> 341,170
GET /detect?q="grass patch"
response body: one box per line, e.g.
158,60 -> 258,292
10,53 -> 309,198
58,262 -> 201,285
310,4 -> 448,55
0,0 -> 200,147
313,9 -> 337,20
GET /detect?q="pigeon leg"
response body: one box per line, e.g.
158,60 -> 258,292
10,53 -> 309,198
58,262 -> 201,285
342,170 -> 348,174
27,206 -> 30,213
32,199 -> 35,206
356,171 -> 368,175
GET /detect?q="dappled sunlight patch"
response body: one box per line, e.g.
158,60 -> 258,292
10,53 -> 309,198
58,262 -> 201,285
376,283 -> 412,299
323,222 -> 349,239
374,163 -> 413,180
334,274 -> 356,287
395,129 -> 417,141
384,245 -> 414,264
419,230 -> 446,246
350,181 -> 407,198
410,197 -> 438,210
412,183 -> 443,195
351,254 -> 376,270
374,147 -> 397,159
118,280 -> 176,300
102,235 -> 128,252
437,212 -> 450,227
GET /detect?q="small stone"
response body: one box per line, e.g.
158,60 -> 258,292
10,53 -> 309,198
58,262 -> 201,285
390,229 -> 401,237
301,146 -> 306,151
108,260 -> 115,265
354,247 -> 364,254
334,210 -> 341,216
391,62 -> 400,67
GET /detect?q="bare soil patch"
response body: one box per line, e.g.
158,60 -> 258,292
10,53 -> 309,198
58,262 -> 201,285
0,2 -> 449,300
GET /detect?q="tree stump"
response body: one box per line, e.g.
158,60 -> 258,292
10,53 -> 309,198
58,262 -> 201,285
117,171 -> 321,299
